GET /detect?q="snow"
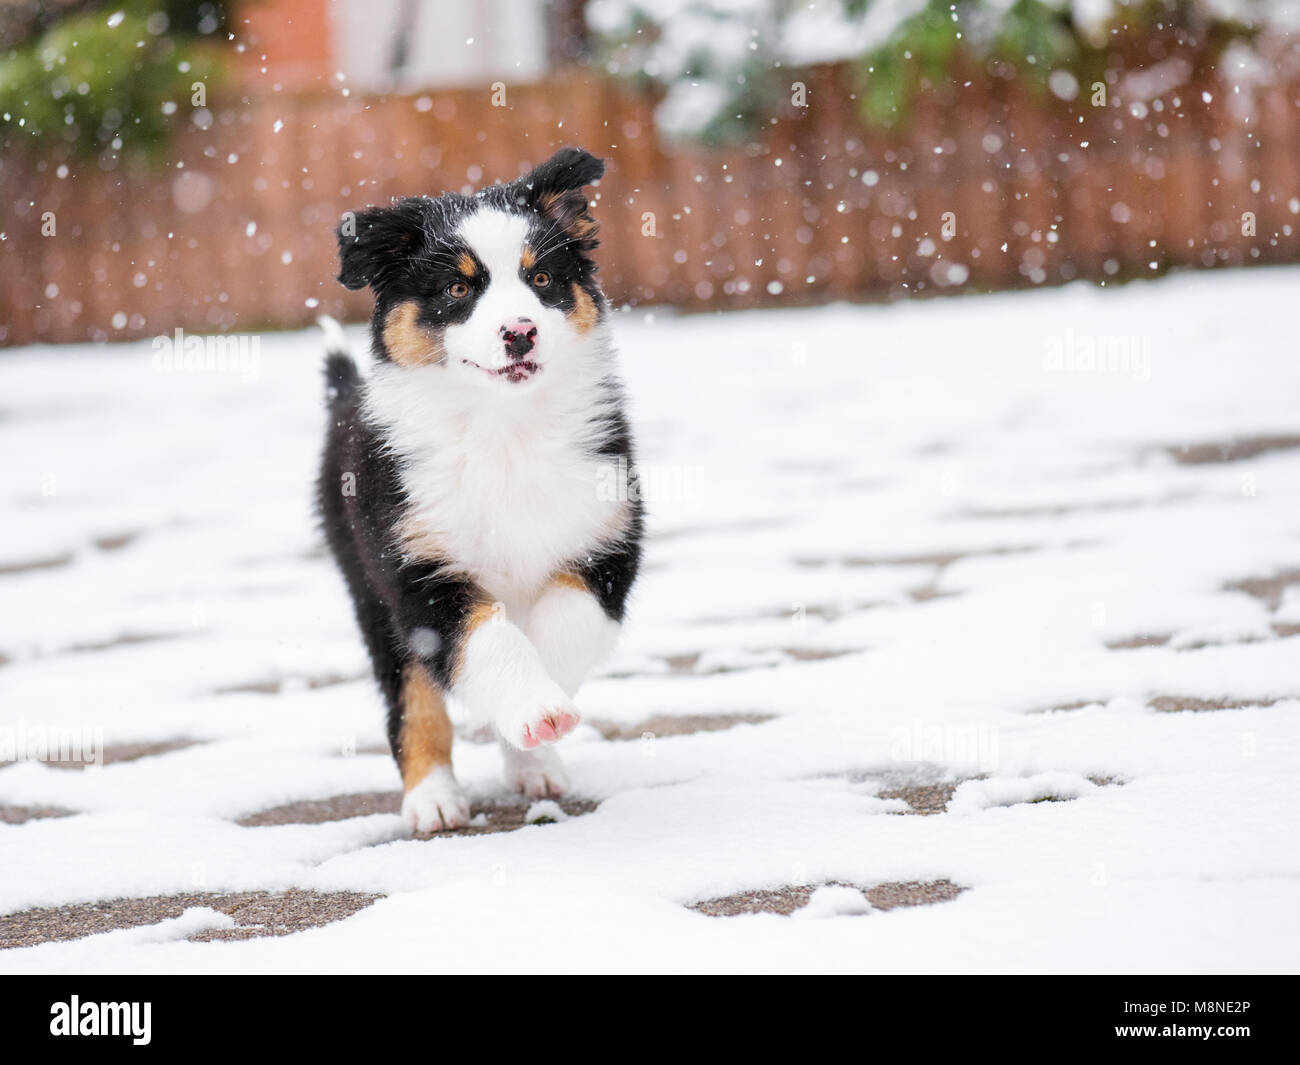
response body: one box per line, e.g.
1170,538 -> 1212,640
16,908 -> 235,970
524,800 -> 569,824
794,885 -> 875,918
946,771 -> 1100,815
1,266 -> 1299,973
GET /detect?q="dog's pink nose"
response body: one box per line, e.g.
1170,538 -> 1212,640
499,317 -> 537,360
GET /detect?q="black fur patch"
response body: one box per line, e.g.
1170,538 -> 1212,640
317,381 -> 486,752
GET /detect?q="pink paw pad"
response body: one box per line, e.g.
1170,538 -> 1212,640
521,710 -> 579,748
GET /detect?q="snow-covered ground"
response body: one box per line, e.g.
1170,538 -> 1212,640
1,267 -> 1298,973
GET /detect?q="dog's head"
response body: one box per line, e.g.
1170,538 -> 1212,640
337,147 -> 606,388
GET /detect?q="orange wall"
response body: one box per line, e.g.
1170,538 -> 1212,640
232,0 -> 335,88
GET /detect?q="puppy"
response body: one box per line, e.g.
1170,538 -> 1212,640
317,148 -> 642,833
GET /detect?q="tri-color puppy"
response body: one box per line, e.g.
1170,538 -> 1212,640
317,148 -> 642,834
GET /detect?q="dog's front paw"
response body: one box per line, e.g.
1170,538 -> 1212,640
521,706 -> 580,749
503,743 -> 571,799
401,766 -> 471,835
497,686 -> 581,751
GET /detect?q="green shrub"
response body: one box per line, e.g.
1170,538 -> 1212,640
0,1 -> 223,163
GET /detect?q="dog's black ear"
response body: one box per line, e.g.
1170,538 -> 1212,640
524,147 -> 605,198
336,200 -> 427,291
516,147 -> 605,250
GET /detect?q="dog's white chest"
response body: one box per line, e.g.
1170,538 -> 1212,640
365,367 -> 625,604
410,427 -> 615,599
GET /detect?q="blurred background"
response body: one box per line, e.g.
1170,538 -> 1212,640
1,0 -> 1298,345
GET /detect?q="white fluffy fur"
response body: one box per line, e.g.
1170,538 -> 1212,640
316,313 -> 347,355
454,612 -> 578,747
525,581 -> 620,696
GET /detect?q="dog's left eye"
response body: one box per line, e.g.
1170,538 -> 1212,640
531,272 -> 551,289
447,281 -> 470,299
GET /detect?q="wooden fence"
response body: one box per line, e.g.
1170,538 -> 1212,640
2,63 -> 1298,346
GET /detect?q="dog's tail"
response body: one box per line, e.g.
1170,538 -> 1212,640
317,315 -> 358,401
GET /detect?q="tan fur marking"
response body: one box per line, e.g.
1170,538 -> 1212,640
464,599 -> 499,637
396,514 -> 448,564
551,570 -> 589,594
398,663 -> 454,790
457,252 -> 477,277
382,301 -> 445,367
520,244 -> 536,270
568,284 -> 598,335
538,192 -> 597,238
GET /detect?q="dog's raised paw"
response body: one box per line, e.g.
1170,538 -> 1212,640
495,686 -> 581,750
402,766 -> 471,834
520,707 -> 580,749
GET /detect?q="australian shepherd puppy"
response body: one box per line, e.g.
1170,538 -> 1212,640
317,148 -> 642,834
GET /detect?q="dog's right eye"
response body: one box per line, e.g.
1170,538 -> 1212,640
447,281 -> 470,299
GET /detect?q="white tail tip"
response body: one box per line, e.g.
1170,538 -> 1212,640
316,314 -> 349,355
